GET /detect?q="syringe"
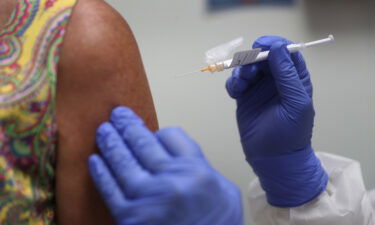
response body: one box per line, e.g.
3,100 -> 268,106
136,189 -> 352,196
201,35 -> 335,73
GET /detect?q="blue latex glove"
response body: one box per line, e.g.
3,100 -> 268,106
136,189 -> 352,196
226,36 -> 328,207
88,107 -> 243,225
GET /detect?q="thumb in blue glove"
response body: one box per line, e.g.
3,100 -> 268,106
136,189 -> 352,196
226,36 -> 328,207
88,106 -> 243,225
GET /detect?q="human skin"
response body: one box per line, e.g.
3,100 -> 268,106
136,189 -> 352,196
55,0 -> 159,224
1,0 -> 157,223
0,0 -> 16,28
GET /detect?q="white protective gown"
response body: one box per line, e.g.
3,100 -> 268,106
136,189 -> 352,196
248,152 -> 375,225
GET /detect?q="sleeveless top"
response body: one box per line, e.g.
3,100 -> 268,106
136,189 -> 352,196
0,0 -> 77,224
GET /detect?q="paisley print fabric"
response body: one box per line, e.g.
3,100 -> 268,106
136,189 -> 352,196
0,0 -> 77,224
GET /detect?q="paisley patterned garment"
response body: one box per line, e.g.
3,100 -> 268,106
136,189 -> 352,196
0,0 -> 77,224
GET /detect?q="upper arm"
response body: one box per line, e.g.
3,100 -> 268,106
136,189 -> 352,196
56,0 -> 158,224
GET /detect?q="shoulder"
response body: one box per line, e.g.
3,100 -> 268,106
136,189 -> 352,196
69,0 -> 131,39
56,0 -> 157,131
60,0 -> 138,69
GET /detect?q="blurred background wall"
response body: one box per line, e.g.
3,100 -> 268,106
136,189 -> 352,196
105,0 -> 375,224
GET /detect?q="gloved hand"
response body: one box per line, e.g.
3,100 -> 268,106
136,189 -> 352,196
88,107 -> 243,225
226,36 -> 328,207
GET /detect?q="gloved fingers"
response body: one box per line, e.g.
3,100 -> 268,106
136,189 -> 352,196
110,106 -> 172,172
227,36 -> 293,99
225,36 -> 289,100
110,106 -> 144,130
114,197 -> 174,225
253,36 -> 291,51
254,36 -> 313,98
226,64 -> 262,99
96,122 -> 151,197
122,125 -> 172,172
253,35 -> 309,78
268,42 -> 310,112
88,154 -> 129,218
156,127 -> 204,158
290,52 -> 313,98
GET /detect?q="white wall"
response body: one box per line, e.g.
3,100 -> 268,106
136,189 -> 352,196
106,0 -> 375,224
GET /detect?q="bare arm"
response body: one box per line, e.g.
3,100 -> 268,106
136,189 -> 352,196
56,0 -> 158,224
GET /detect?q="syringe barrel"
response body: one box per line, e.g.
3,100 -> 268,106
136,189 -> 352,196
219,35 -> 334,71
252,51 -> 269,63
242,43 -> 302,64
